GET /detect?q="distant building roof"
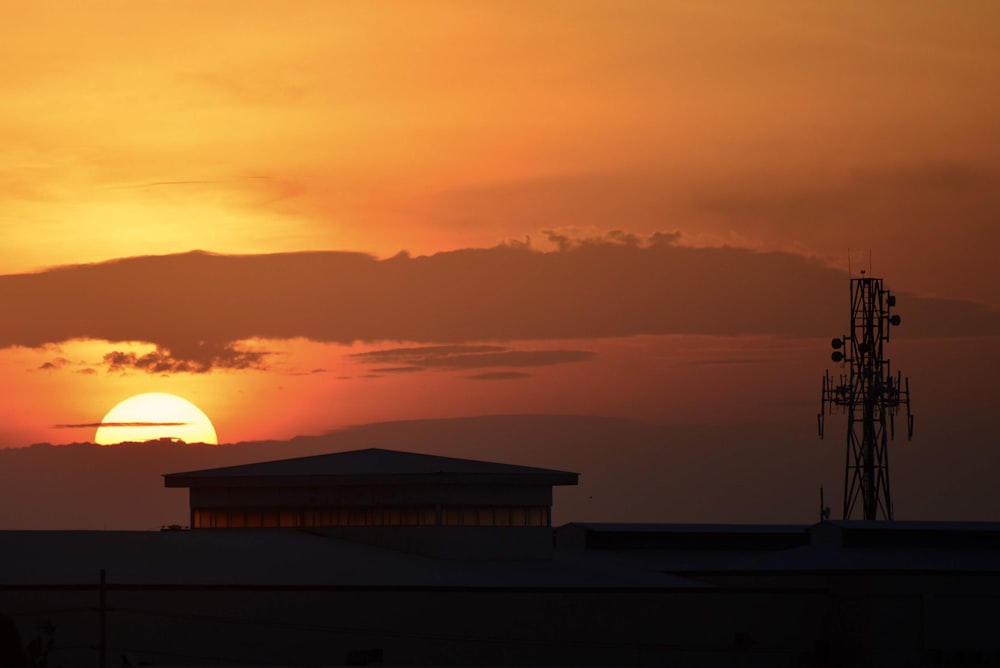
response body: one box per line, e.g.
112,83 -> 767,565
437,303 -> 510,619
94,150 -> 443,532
556,521 -> 1000,574
558,523 -> 811,551
164,448 -> 579,488
0,530 -> 697,589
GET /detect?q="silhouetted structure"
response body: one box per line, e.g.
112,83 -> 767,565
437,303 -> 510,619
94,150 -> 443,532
164,448 -> 578,559
819,272 -> 913,520
6,449 -> 1000,665
7,520 -> 1000,665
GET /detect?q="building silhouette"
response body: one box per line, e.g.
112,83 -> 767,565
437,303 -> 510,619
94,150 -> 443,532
1,448 -> 999,666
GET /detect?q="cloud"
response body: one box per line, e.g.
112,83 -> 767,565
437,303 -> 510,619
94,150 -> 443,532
466,371 -> 532,381
54,421 -> 192,429
351,345 -> 506,363
38,357 -> 70,371
351,345 -> 596,370
409,161 -> 1000,305
103,344 -> 267,374
678,358 -> 774,367
0,242 -> 996,368
693,162 -> 1000,229
541,228 -> 666,252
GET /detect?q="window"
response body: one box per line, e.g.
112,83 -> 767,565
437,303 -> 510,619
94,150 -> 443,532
510,507 -> 527,526
204,510 -> 229,528
527,507 -> 547,527
191,505 -> 544,529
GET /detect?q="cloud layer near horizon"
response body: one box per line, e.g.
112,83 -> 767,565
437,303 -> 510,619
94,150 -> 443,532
1,241 -> 997,371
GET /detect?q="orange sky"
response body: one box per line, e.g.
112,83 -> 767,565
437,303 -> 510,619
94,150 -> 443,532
3,2 -> 998,280
0,0 -> 998,509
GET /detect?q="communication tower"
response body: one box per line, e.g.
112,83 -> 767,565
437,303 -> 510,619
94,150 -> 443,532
818,272 -> 913,520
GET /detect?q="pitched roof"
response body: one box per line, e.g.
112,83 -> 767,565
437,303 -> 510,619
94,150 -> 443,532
164,448 -> 579,488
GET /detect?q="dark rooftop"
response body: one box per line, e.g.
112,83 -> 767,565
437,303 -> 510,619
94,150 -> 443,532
164,447 -> 579,488
0,530 -> 697,589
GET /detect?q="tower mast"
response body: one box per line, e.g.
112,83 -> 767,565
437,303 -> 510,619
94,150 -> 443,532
818,271 -> 913,520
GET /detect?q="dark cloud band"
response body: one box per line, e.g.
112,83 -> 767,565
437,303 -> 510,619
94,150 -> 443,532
0,240 -> 996,374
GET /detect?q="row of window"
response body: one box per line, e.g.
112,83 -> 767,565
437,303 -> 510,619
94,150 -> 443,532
192,506 -> 551,529
441,506 -> 549,527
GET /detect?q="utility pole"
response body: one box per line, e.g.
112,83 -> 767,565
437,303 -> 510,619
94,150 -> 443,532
99,568 -> 107,668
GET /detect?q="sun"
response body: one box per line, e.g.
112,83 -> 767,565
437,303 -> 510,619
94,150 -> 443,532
94,392 -> 219,445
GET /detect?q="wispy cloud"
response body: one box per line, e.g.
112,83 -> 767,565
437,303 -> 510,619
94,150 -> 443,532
351,345 -> 596,370
465,371 -> 532,381
38,357 -> 70,371
54,421 -> 192,429
677,357 -> 774,367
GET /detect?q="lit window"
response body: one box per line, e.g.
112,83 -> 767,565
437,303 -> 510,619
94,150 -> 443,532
510,507 -> 527,526
494,508 -> 511,526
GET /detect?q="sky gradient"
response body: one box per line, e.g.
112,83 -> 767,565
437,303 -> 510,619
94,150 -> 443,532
1,1 -> 998,526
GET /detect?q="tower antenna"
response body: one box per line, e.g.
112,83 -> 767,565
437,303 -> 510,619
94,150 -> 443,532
818,274 -> 914,520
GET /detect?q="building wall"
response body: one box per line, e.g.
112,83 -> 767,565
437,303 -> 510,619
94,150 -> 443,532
6,570 -> 1000,665
189,483 -> 553,509
1,586 -> 828,667
192,505 -> 551,530
321,525 -> 554,560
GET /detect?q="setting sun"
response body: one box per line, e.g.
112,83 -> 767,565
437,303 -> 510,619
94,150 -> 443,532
94,393 -> 219,446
